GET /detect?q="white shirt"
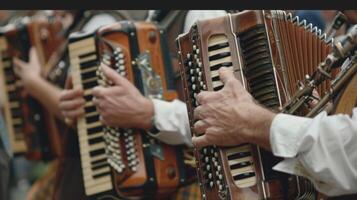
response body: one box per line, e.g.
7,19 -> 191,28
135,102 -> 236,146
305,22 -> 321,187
270,108 -> 357,196
81,13 -> 118,33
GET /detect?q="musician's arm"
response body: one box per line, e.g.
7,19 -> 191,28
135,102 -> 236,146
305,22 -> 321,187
148,99 -> 192,147
270,108 -> 357,196
13,48 -> 64,119
21,76 -> 63,119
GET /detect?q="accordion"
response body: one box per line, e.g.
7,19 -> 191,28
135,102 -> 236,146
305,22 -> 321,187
68,21 -> 186,199
0,16 -> 66,160
176,10 -> 332,200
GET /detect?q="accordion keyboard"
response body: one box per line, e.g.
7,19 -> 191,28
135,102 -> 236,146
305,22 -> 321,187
207,35 -> 256,188
0,36 -> 27,154
68,36 -> 113,196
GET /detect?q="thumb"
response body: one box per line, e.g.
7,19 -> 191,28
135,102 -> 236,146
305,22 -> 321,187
29,47 -> 40,64
191,135 -> 210,149
101,63 -> 129,87
219,67 -> 235,85
13,57 -> 26,68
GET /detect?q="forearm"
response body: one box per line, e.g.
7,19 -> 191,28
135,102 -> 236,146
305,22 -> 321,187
235,104 -> 276,151
24,76 -> 64,120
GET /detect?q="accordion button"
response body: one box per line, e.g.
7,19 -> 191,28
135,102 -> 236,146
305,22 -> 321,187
206,165 -> 211,171
188,61 -> 192,67
208,173 -> 212,179
209,181 -> 214,188
198,62 -> 202,68
186,54 -> 191,59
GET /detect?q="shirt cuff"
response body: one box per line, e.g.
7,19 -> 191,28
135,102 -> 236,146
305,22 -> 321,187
269,113 -> 312,158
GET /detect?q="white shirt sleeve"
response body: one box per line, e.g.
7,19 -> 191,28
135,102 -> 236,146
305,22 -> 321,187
183,10 -> 228,33
270,108 -> 357,196
148,99 -> 192,147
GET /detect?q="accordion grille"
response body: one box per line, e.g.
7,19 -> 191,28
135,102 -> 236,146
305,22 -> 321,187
239,25 -> 280,109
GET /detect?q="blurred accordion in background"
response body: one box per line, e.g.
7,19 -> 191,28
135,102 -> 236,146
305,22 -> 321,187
0,14 -> 66,160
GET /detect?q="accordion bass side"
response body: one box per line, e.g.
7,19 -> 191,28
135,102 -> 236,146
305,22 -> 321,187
68,21 -> 185,199
177,10 -> 333,200
0,17 -> 65,159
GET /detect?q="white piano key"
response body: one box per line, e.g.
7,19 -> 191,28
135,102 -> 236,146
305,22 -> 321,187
212,81 -> 223,88
234,176 -> 257,188
226,145 -> 252,156
208,46 -> 230,57
209,56 -> 232,67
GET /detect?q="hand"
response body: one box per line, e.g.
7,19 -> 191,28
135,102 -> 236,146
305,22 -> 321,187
59,87 -> 85,124
92,64 -> 154,129
192,67 -> 276,150
13,47 -> 42,86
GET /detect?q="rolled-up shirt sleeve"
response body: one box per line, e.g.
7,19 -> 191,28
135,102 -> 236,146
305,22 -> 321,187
270,108 -> 357,196
148,99 -> 192,147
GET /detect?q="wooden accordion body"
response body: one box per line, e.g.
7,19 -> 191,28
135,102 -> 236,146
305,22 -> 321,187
0,16 -> 65,159
176,10 -> 332,200
68,21 -> 186,199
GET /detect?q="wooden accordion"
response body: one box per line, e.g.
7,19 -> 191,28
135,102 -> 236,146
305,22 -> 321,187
68,21 -> 186,199
176,10 -> 332,200
0,16 -> 65,159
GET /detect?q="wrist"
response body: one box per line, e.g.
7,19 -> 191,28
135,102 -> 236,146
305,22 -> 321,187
138,97 -> 155,130
22,73 -> 41,87
252,106 -> 276,150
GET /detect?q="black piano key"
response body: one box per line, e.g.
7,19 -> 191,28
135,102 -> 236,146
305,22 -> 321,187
227,151 -> 252,160
210,62 -> 232,71
213,85 -> 224,91
11,108 -> 22,118
79,52 -> 97,59
83,80 -> 98,90
230,161 -> 252,170
91,161 -> 108,171
208,42 -> 229,51
80,59 -> 98,70
90,148 -> 105,157
88,136 -> 104,145
84,94 -> 93,102
4,67 -> 14,75
86,114 -> 99,124
13,124 -> 22,130
233,172 -> 255,181
91,157 -> 107,165
81,70 -> 97,80
93,171 -> 111,179
8,92 -> 19,101
208,52 -> 231,61
5,75 -> 16,84
211,75 -> 220,82
88,125 -> 103,135
85,105 -> 96,114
